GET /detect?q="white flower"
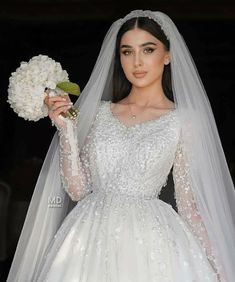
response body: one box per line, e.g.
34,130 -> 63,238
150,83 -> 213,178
7,54 -> 69,121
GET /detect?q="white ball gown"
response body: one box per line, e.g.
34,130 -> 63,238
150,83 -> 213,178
36,100 -> 220,281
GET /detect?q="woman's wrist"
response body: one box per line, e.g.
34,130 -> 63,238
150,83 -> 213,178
51,115 -> 67,131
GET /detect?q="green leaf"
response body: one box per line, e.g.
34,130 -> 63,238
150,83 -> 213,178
56,81 -> 80,96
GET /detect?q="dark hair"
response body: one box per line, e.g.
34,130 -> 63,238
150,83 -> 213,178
112,17 -> 173,102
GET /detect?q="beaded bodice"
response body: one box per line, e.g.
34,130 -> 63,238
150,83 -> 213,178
83,101 -> 180,199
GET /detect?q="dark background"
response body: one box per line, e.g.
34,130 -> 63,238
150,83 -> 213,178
0,1 -> 234,281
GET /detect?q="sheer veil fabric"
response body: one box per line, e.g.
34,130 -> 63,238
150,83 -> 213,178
7,10 -> 235,282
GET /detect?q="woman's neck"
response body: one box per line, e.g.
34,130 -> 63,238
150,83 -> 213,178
128,84 -> 168,108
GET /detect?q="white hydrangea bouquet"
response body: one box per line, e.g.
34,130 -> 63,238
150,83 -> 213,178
7,54 -> 80,121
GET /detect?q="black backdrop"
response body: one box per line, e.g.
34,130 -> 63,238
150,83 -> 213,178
0,2 -> 234,280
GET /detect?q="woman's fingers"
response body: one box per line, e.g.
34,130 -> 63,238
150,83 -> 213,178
54,105 -> 71,115
49,105 -> 71,118
44,94 -> 73,129
50,101 -> 73,111
45,95 -> 72,111
44,95 -> 71,108
48,96 -> 68,103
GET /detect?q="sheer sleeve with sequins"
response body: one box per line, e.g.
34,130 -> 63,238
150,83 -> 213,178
58,118 -> 92,202
172,136 -> 221,278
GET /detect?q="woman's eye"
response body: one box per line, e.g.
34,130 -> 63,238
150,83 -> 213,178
143,48 -> 155,54
122,50 -> 132,56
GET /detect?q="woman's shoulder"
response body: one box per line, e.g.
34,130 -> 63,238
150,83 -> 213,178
99,100 -> 111,107
97,100 -> 111,113
92,100 -> 111,120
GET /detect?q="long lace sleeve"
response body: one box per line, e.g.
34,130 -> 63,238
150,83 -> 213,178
172,136 -> 221,278
58,118 -> 92,202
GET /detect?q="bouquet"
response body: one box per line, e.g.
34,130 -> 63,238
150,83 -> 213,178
7,55 -> 80,121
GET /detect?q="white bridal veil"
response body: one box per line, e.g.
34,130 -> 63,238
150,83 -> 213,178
7,10 -> 235,282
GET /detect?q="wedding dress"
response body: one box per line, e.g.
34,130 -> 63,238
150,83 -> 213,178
36,100 -> 219,282
6,10 -> 235,282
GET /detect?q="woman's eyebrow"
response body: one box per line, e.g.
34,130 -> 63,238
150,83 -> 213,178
120,42 -> 157,48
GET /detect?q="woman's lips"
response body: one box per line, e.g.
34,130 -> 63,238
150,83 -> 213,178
133,72 -> 147,78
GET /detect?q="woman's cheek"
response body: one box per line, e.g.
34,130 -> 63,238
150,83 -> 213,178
121,61 -> 132,79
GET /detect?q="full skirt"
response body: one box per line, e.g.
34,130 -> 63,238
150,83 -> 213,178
36,191 -> 218,282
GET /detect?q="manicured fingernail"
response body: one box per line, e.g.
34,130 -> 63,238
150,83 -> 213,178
62,98 -> 66,101
69,102 -> 73,105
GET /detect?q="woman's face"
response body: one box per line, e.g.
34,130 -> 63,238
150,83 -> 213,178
120,28 -> 170,89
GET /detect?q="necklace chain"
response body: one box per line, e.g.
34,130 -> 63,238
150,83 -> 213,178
127,96 -> 137,119
128,104 -> 136,119
126,95 -> 175,120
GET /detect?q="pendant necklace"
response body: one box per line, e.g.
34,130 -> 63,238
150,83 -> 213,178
127,97 -> 137,119
129,107 -> 136,119
127,96 -> 174,120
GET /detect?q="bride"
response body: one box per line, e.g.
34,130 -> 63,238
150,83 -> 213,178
7,10 -> 235,282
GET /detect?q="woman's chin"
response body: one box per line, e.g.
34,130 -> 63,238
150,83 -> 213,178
131,80 -> 153,89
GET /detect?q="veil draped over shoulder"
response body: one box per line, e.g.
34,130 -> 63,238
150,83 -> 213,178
7,10 -> 235,282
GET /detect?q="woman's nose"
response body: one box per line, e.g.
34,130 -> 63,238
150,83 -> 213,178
133,53 -> 143,67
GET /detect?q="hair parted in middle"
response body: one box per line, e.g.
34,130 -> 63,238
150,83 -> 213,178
112,17 -> 173,103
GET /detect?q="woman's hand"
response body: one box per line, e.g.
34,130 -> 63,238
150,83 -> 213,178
44,94 -> 73,129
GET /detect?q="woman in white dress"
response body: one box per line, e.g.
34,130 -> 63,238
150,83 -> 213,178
7,10 -> 235,282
